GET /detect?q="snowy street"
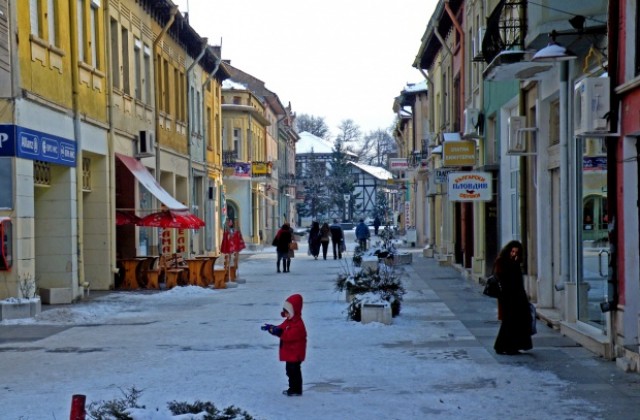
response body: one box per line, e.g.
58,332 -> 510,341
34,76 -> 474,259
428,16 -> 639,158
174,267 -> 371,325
1,232 -> 640,419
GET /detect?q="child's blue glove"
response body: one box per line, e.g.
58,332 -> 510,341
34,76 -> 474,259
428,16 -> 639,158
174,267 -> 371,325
261,323 -> 282,336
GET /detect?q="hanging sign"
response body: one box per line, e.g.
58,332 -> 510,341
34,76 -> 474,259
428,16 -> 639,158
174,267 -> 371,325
448,171 -> 492,201
442,141 -> 476,167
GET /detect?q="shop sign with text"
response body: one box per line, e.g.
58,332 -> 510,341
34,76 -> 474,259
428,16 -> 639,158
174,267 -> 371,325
447,171 -> 492,201
443,141 -> 476,167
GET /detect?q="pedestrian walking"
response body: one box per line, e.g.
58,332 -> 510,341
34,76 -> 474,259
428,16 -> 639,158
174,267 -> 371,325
355,219 -> 371,251
272,223 -> 292,273
319,222 -> 331,260
329,219 -> 345,259
373,215 -> 381,235
493,240 -> 533,355
261,293 -> 307,396
308,221 -> 321,259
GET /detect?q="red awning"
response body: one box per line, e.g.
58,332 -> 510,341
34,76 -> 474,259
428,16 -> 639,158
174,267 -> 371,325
116,153 -> 187,211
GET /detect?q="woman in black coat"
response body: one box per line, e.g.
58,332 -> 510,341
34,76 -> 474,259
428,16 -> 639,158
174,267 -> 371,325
493,240 -> 533,355
273,223 -> 293,273
308,221 -> 321,259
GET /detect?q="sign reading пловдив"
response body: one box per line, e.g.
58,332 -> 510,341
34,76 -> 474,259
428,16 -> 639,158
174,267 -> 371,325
447,171 -> 492,201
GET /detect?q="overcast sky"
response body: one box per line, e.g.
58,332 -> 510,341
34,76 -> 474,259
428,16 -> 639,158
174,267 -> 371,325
172,0 -> 438,137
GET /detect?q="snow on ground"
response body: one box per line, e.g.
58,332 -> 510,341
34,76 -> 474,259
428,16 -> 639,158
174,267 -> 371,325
1,244 -> 604,420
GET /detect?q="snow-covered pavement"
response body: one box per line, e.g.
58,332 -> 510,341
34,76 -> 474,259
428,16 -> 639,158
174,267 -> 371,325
1,234 -> 638,419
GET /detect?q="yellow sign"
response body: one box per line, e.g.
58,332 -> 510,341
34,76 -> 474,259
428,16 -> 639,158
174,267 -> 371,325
251,162 -> 272,176
443,141 -> 476,167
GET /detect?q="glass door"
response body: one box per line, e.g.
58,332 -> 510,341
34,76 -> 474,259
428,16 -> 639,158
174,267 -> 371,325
577,137 -> 608,330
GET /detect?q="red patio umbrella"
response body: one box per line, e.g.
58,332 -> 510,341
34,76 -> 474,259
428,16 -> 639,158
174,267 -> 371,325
137,210 -> 205,229
116,211 -> 141,226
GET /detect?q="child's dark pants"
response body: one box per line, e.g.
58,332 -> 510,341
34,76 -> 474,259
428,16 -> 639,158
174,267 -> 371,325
286,362 -> 303,394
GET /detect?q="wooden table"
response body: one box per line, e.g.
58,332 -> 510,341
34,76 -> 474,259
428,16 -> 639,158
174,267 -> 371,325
118,258 -> 146,289
196,256 -> 218,287
165,269 -> 184,289
185,259 -> 206,287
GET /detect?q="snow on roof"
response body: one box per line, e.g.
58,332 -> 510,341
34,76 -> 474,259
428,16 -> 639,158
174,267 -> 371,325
403,80 -> 428,93
349,161 -> 394,180
296,131 -> 334,154
222,79 -> 248,90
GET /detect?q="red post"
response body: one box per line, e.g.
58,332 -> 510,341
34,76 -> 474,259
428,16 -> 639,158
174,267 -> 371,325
69,394 -> 86,420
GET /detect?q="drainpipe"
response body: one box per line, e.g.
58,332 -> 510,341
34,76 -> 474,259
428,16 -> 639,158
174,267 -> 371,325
202,53 -> 222,252
104,1 -> 119,277
559,62 -> 570,295
69,0 -> 84,293
186,38 -> 209,254
153,6 -> 179,186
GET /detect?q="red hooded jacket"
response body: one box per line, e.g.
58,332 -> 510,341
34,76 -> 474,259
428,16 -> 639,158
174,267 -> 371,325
276,294 -> 307,362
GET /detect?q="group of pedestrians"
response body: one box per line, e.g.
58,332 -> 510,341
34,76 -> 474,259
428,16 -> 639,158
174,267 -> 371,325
307,220 -> 346,260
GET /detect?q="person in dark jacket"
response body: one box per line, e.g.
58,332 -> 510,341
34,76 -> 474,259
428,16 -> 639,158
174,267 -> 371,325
273,223 -> 293,273
261,293 -> 307,396
373,216 -> 381,235
355,219 -> 370,251
493,240 -> 533,355
308,221 -> 321,260
319,222 -> 331,260
329,219 -> 344,259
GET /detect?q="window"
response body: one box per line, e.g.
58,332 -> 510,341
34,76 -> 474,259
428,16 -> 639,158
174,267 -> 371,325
30,0 -> 42,38
196,91 -> 201,134
549,100 -> 560,145
636,2 -> 640,76
134,37 -> 142,100
174,68 -> 180,120
121,26 -> 129,94
109,18 -> 120,88
233,128 -> 240,156
143,45 -> 151,103
48,0 -> 57,47
77,0 -> 85,62
90,0 -> 99,68
163,58 -> 169,113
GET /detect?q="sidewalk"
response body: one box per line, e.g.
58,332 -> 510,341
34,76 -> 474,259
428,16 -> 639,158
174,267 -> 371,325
404,245 -> 640,418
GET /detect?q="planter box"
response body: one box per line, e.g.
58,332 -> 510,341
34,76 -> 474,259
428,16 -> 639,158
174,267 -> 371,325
0,300 -> 31,320
39,288 -> 73,304
361,303 -> 392,325
345,289 -> 355,303
394,252 -> 412,265
360,258 -> 378,272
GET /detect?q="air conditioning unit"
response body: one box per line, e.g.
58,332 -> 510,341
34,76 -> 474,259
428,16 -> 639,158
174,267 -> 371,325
463,108 -> 481,138
473,27 -> 485,61
136,130 -> 155,158
574,77 -> 610,136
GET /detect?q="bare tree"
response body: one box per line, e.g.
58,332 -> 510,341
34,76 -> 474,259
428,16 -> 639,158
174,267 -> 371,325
361,129 -> 396,166
334,119 -> 362,157
295,114 -> 330,139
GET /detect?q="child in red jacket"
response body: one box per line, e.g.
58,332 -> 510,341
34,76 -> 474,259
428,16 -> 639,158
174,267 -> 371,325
261,293 -> 308,396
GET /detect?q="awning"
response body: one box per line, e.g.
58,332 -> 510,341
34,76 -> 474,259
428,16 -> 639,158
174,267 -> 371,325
116,153 -> 187,211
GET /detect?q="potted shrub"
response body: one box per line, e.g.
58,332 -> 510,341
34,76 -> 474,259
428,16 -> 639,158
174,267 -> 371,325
335,265 -> 405,322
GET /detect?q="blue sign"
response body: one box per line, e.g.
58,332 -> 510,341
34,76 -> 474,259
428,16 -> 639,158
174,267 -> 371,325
0,124 -> 76,167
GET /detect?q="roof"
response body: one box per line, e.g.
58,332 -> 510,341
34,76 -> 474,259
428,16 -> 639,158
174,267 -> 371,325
349,161 -> 394,181
296,131 -> 334,154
